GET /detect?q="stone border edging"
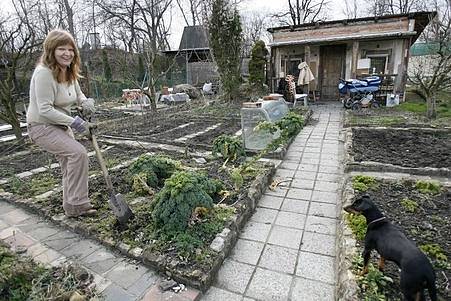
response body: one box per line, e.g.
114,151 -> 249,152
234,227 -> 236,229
0,162 -> 276,292
336,178 -> 360,301
343,128 -> 451,177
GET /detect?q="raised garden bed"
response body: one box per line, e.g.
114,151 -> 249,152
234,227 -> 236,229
345,127 -> 451,177
0,147 -> 275,291
338,176 -> 450,301
343,107 -> 451,128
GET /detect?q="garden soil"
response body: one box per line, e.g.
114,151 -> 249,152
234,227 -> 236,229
352,128 -> 451,169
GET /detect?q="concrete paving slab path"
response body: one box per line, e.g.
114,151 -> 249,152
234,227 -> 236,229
203,104 -> 345,301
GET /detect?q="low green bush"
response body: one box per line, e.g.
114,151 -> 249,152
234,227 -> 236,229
352,255 -> 393,301
345,212 -> 367,240
152,171 -> 223,232
128,154 -> 180,193
420,243 -> 450,269
400,198 -> 419,213
212,135 -> 245,164
352,175 -> 377,192
415,180 -> 441,195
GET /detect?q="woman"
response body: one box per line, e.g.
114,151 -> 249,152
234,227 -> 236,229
27,29 -> 97,217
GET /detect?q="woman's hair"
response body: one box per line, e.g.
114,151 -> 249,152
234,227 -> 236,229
39,29 -> 82,83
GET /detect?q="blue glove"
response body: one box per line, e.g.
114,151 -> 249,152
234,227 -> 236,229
70,116 -> 97,136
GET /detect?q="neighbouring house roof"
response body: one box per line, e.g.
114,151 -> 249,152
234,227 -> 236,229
178,25 -> 210,50
268,11 -> 436,47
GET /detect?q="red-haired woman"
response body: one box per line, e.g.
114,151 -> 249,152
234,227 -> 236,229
26,29 -> 97,217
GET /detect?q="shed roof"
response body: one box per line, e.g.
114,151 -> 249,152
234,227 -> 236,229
178,25 -> 210,50
268,11 -> 436,46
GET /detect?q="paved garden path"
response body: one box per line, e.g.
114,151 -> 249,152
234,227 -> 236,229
0,200 -> 165,301
202,103 -> 345,300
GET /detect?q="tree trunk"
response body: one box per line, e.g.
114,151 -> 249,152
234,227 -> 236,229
426,95 -> 437,120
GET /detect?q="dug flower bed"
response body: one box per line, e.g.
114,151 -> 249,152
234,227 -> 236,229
0,151 -> 275,291
345,127 -> 451,177
338,176 -> 450,300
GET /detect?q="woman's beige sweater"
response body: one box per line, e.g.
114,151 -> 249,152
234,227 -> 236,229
27,64 -> 87,126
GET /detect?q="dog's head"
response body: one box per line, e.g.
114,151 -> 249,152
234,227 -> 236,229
344,194 -> 377,215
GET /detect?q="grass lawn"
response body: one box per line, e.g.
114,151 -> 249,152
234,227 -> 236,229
401,90 -> 451,118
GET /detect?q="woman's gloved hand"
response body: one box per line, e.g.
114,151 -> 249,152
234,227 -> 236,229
81,98 -> 95,117
70,116 -> 97,136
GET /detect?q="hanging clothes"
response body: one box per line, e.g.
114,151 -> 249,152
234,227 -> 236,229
297,62 -> 315,86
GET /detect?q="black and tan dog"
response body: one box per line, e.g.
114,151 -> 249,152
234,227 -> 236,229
344,195 -> 437,301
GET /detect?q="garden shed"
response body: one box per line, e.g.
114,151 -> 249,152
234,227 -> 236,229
163,25 -> 219,86
267,12 -> 436,101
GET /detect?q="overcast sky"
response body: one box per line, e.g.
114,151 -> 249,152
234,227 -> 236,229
3,0 -> 352,48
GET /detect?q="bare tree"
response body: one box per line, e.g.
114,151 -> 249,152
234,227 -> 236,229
60,0 -> 76,39
408,0 -> 451,119
343,0 -> 360,19
175,0 -> 203,26
96,0 -> 174,111
241,12 -> 268,57
273,0 -> 329,26
0,0 -> 41,140
368,0 -> 427,16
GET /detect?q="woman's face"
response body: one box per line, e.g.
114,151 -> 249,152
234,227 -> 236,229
54,44 -> 74,68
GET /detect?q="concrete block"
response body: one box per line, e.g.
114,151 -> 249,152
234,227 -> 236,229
275,211 -> 306,230
249,207 -> 278,224
34,248 -> 63,265
257,195 -> 283,210
301,232 -> 336,256
309,202 -> 337,218
28,225 -> 59,240
286,188 -> 312,201
291,277 -> 335,300
102,283 -> 135,301
230,239 -> 264,265
268,225 -> 302,250
202,286 -> 242,301
291,179 -> 315,189
105,261 -> 148,289
245,268 -> 292,300
305,216 -> 337,235
239,221 -> 271,242
215,259 -> 254,294
314,181 -> 339,192
296,251 -> 335,284
82,248 -> 123,274
311,191 -> 337,204
281,198 -> 309,214
60,239 -> 100,260
258,244 -> 297,274
1,208 -> 30,224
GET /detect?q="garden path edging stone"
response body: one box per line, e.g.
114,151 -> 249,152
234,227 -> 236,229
336,179 -> 360,301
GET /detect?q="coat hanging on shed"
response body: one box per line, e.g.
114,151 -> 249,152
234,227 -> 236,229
297,62 -> 315,85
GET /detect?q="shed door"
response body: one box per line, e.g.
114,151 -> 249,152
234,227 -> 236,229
319,45 -> 346,101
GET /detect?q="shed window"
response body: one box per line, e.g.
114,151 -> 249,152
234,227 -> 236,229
369,56 -> 388,74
